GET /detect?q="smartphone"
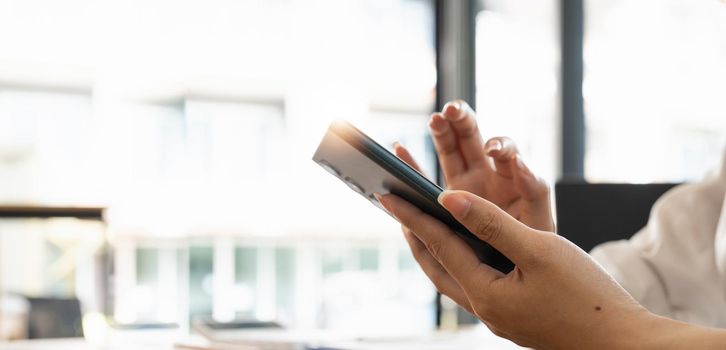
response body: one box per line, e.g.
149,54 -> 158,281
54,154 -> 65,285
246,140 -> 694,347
312,120 -> 514,273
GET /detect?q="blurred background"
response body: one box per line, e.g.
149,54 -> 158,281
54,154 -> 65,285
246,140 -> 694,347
0,0 -> 723,344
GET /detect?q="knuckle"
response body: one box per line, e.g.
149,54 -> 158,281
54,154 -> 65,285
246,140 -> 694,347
426,239 -> 445,261
518,248 -> 542,268
405,212 -> 426,231
411,244 -> 427,258
523,233 -> 559,266
457,123 -> 480,140
533,178 -> 550,196
438,141 -> 459,156
473,211 -> 503,244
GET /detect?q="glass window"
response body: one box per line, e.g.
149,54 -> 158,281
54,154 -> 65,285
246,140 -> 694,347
321,244 -> 345,276
136,248 -> 159,286
234,247 -> 257,285
274,247 -> 296,325
475,0 -> 561,182
358,247 -> 380,271
233,247 -> 257,320
0,0 -> 437,333
0,90 -> 93,203
584,0 -> 726,182
189,246 -> 214,322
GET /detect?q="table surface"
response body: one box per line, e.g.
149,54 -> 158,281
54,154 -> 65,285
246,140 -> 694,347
0,325 -> 526,350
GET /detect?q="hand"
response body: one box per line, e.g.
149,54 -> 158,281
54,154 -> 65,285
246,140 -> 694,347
378,190 -> 672,349
394,100 -> 553,231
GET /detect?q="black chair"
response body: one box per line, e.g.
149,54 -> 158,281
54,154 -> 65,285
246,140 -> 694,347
554,182 -> 679,252
26,297 -> 84,339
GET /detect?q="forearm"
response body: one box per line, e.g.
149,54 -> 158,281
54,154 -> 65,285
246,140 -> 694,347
639,314 -> 726,350
587,309 -> 726,350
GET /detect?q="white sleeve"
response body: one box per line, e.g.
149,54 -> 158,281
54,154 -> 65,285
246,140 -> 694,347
590,174 -> 726,327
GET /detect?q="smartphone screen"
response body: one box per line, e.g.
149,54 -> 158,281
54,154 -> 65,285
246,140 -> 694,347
312,120 -> 513,273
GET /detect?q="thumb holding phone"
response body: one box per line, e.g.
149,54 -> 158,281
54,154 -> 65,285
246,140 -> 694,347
379,190 -> 684,349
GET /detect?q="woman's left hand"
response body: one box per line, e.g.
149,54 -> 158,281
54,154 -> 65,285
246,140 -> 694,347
379,190 -> 655,349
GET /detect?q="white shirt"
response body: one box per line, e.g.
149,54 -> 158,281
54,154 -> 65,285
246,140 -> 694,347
591,149 -> 726,327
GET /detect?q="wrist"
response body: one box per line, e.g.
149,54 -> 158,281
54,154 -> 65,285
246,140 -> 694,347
602,307 -> 661,350
551,305 -> 658,350
576,306 -> 668,350
628,312 -> 678,350
630,312 -> 726,350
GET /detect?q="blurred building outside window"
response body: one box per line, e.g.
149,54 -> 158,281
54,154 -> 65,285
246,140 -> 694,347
476,0 -> 726,185
584,0 -> 726,182
0,0 -> 438,336
475,0 -> 561,184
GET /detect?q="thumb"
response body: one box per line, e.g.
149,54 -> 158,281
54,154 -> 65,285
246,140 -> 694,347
438,190 -> 537,264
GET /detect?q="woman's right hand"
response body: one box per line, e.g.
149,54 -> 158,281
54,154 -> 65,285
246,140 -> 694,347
394,100 -> 553,232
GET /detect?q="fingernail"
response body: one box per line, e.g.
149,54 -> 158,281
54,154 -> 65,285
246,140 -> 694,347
443,101 -> 465,121
438,190 -> 471,217
486,140 -> 502,153
374,193 -> 391,212
428,114 -> 446,132
392,141 -> 402,149
444,100 -> 461,112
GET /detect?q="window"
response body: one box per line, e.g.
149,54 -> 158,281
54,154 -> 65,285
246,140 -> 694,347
233,246 -> 257,320
584,0 -> 726,182
0,0 -> 439,333
0,90 -> 93,203
475,0 -> 561,182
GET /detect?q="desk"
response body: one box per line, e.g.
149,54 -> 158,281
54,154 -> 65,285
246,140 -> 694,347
0,338 -> 165,350
0,327 -> 178,350
0,325 -> 525,350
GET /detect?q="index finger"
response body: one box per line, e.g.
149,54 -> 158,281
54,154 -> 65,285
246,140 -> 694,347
429,112 -> 466,176
441,100 -> 487,169
379,193 -> 503,289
